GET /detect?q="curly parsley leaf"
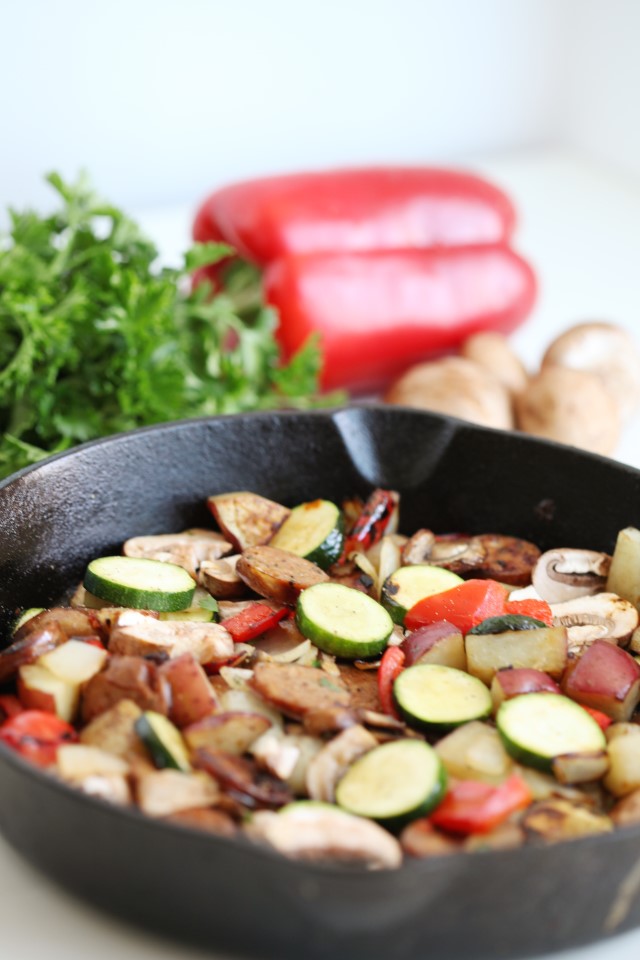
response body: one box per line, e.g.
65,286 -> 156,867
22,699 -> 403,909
0,172 -> 343,478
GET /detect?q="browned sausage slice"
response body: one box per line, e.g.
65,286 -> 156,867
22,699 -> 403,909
251,662 -> 350,717
471,534 -> 541,586
193,749 -> 293,808
237,545 -> 329,605
337,663 -> 381,712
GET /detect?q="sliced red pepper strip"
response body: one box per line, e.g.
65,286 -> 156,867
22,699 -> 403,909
430,774 -> 532,835
222,603 -> 288,643
343,488 -> 398,557
0,694 -> 23,723
505,598 -> 553,626
377,646 -> 405,720
405,579 -> 508,636
581,706 -> 613,731
0,710 -> 78,767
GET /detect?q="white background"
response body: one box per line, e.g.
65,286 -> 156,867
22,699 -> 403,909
2,2 -> 640,958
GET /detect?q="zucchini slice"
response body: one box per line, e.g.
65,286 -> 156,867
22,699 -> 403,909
136,711 -> 191,771
270,499 -> 344,570
159,606 -> 217,623
335,739 -> 447,827
84,556 -> 195,612
296,582 -> 393,659
468,614 -> 547,635
497,693 -> 606,772
12,607 -> 45,633
394,664 -> 492,732
381,565 -> 463,625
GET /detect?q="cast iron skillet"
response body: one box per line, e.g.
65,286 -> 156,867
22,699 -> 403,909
2,405 -> 640,960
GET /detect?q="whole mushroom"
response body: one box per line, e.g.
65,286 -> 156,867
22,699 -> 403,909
460,331 -> 529,396
532,548 -> 611,604
385,357 -> 513,430
542,322 -> 640,423
515,367 -> 621,456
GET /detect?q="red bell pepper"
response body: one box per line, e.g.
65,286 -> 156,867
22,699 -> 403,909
378,646 -> 405,719
505,598 -> 553,626
264,246 -> 536,391
430,774 -> 532,835
0,710 -> 77,767
405,579 -> 508,636
343,488 -> 399,557
581,706 -> 613,731
193,167 -> 516,263
222,603 -> 288,643
0,694 -> 23,723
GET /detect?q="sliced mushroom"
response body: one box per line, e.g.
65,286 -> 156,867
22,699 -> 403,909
532,548 -> 611,604
124,529 -> 233,579
306,725 -> 378,802
550,593 -> 639,654
522,798 -> 613,843
199,555 -> 247,599
109,610 -> 234,664
542,321 -> 640,423
246,806 -> 402,869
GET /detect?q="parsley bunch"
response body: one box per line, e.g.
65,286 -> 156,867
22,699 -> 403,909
0,173 -> 333,479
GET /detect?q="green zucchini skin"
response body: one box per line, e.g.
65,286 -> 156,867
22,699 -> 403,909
12,608 -> 45,633
468,614 -> 547,635
393,664 -> 492,733
296,582 -> 393,659
84,556 -> 196,612
381,565 -> 463,625
270,500 -> 344,570
135,712 -> 191,771
497,693 -> 606,772
335,739 -> 447,829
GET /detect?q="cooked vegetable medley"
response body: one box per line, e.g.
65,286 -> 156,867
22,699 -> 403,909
3,489 -> 640,869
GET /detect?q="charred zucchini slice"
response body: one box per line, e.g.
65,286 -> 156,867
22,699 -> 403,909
136,711 -> 191,771
381,565 -> 462,625
269,499 -> 344,570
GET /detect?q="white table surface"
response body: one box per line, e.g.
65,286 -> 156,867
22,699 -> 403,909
2,146 -> 640,959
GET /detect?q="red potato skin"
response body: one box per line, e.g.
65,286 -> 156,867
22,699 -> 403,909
0,624 -> 66,684
265,246 -> 536,392
17,673 -> 59,716
401,621 -> 462,666
193,168 -> 516,262
493,669 -> 561,700
562,640 -> 640,721
159,654 -> 218,729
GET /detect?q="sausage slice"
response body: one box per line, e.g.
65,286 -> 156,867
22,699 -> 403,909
251,662 -> 350,717
237,546 -> 329,605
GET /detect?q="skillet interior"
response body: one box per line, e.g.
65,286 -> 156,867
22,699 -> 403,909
1,404 -> 640,959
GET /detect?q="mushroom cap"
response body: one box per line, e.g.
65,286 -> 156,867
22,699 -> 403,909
384,357 -> 514,430
532,548 -> 611,604
550,592 -> 639,655
515,366 -> 621,456
460,331 -> 529,396
542,321 -> 640,423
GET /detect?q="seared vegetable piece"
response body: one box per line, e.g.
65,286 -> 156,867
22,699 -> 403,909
604,735 -> 640,797
13,607 -> 100,643
400,819 -> 461,858
81,656 -> 170,723
199,557 -> 246,600
336,739 -> 447,827
164,806 -> 237,836
468,614 -> 547,634
430,774 -> 532,835
532,548 -> 611,604
497,693 -> 606,772
251,662 -> 350,717
0,710 -> 77,766
0,622 -> 66,684
223,603 -> 288,643
194,748 -> 293,808
18,664 -> 79,723
136,769 -> 220,817
435,721 -> 513,785
551,751 -> 610,785
394,664 -> 492,732
522,798 -> 613,842
109,611 -> 233,665
607,527 -> 640,611
306,725 -> 378,802
56,744 -> 129,780
465,626 -> 568,686
247,804 -> 402,868
207,491 -> 290,551
562,640 -> 640,721
123,529 -> 233,579
610,789 -> 640,827
269,499 -> 344,570
381,565 -> 463,625
79,699 -> 144,758
136,711 -> 192,772
159,654 -> 218,728
237,546 -> 329,605
84,556 -> 196,612
405,579 -> 508,636
401,622 -> 466,670
12,608 -> 45,633
377,647 -> 405,718
491,668 -> 561,712
343,489 -> 399,557
40,639 -> 107,684
296,582 -> 393,658
184,712 -> 271,755
159,607 -> 217,624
